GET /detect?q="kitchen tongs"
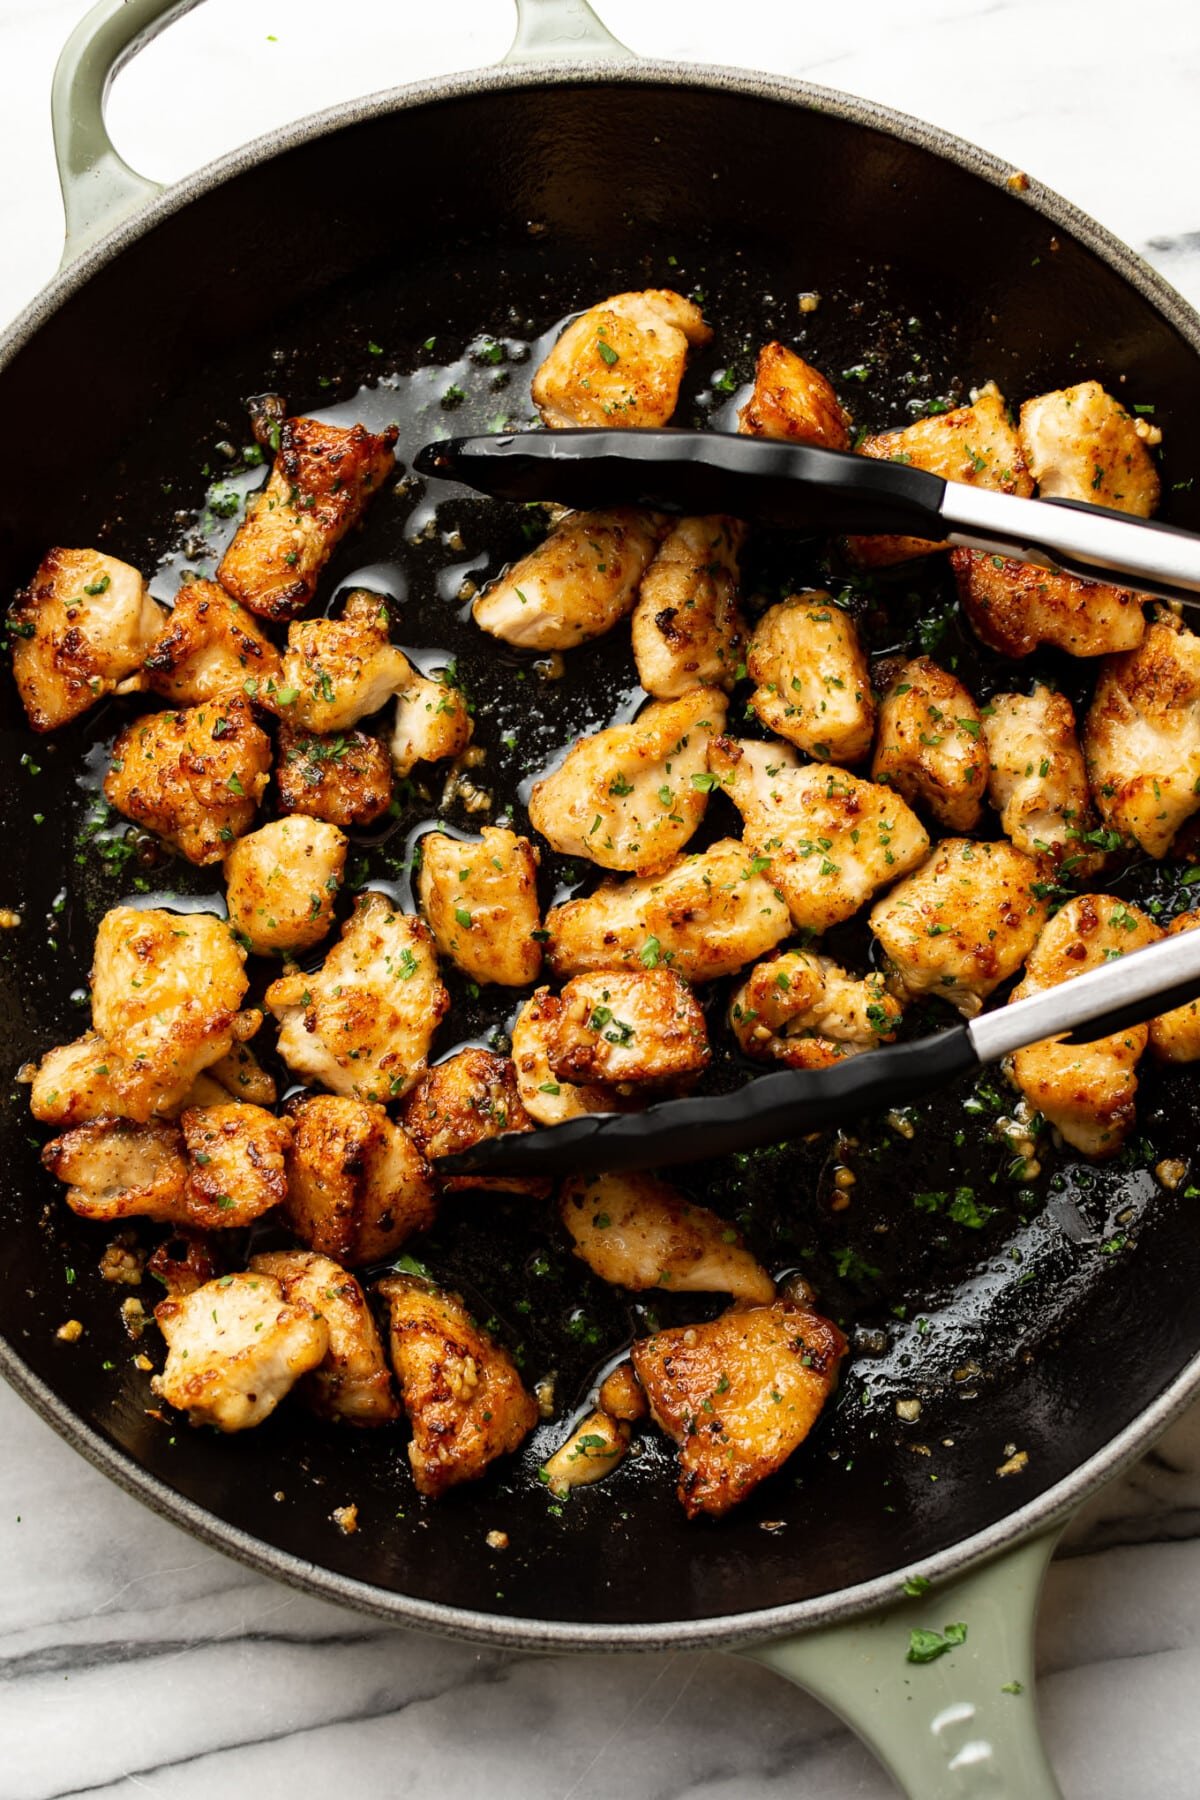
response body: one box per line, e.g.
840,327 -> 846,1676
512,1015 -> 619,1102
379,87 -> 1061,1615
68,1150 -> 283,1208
415,429 -> 1200,603
442,930 -> 1200,1177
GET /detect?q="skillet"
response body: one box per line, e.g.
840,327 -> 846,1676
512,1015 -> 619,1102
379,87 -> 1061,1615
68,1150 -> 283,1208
3,1 -> 1200,1790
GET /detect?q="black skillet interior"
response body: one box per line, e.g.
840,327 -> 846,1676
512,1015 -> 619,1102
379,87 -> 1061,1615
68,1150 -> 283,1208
3,76 -> 1200,1631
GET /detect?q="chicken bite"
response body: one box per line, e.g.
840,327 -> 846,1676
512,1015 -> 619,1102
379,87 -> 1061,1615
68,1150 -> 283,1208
1084,618 -> 1200,857
217,416 -> 397,621
1008,894 -> 1161,1156
402,1048 -> 546,1196
284,1094 -> 436,1265
709,737 -> 929,933
267,590 -> 409,734
729,949 -> 901,1069
179,1103 -> 291,1227
250,1249 -> 399,1426
1150,912 -> 1200,1063
549,969 -> 710,1086
631,1299 -> 847,1518
104,696 -> 271,864
266,894 -> 449,1102
142,579 -> 282,705
869,838 -> 1049,1017
1019,381 -> 1160,516
510,987 -> 630,1127
154,1271 -> 329,1432
8,547 -> 164,732
747,595 -> 874,763
529,688 -> 727,875
871,656 -> 988,831
377,1274 -> 538,1497
560,1170 -> 773,1301
544,838 -> 792,983
631,516 -> 748,697
474,508 -> 663,651
223,815 -> 347,957
275,723 -> 394,827
532,289 -> 710,430
951,549 -> 1145,660
43,1117 -> 189,1221
417,826 -> 542,987
983,685 -> 1095,865
737,342 -> 851,449
390,665 -> 473,777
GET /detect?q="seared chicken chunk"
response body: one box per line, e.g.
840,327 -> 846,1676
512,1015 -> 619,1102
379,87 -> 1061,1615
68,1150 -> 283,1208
870,838 -> 1049,1016
540,1409 -> 630,1497
43,1117 -> 189,1221
1150,912 -> 1200,1063
154,1271 -> 329,1432
983,685 -> 1095,865
598,1361 -> 648,1422
217,416 -> 397,621
1019,381 -> 1160,516
417,826 -> 542,987
402,1049 -> 545,1196
268,591 -> 409,733
275,723 -> 394,827
284,1094 -> 436,1266
510,987 -> 630,1127
631,516 -> 748,697
709,737 -> 929,932
377,1275 -> 538,1497
529,688 -> 727,874
1084,618 -> 1200,856
561,1170 -> 773,1301
549,969 -> 709,1086
747,595 -> 874,763
730,949 -> 902,1069
30,1034 -> 137,1128
104,696 -> 271,864
223,815 -> 347,957
266,894 -> 449,1102
1009,894 -> 1161,1156
8,548 -> 164,732
952,549 -> 1145,660
544,838 -> 792,983
390,665 -> 473,777
474,508 -> 662,651
147,1229 -> 220,1299
179,1103 -> 291,1228
250,1249 -> 399,1426
532,289 -> 710,430
872,656 -> 988,831
850,383 -> 1032,565
737,342 -> 852,449
631,1299 -> 847,1518
142,580 -> 282,705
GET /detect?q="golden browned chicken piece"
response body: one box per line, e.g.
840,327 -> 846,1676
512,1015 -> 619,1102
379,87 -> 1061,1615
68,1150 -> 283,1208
869,838 -> 1048,1017
631,1299 -> 847,1518
709,736 -> 930,933
473,508 -> 663,651
548,969 -> 709,1086
142,579 -> 282,705
747,595 -> 874,763
872,656 -> 988,831
266,894 -> 449,1102
510,988 -> 631,1127
179,1103 -> 291,1227
540,1409 -> 631,1497
1150,912 -> 1200,1062
630,516 -> 748,697
849,383 -> 1032,566
8,547 -> 164,731
390,666 -> 473,777
737,342 -> 852,449
560,1170 -> 774,1301
104,695 -> 271,864
154,1271 -> 329,1432
951,549 -> 1145,660
729,949 -> 902,1069
1019,381 -> 1161,516
983,685 -> 1095,865
1084,618 -> 1200,857
544,838 -> 792,983
377,1274 -> 538,1497
1008,894 -> 1161,1156
250,1249 -> 400,1426
275,723 -> 394,827
529,688 -> 727,875
223,815 -> 347,958
217,416 -> 397,621
266,591 -> 409,734
417,826 -> 542,987
598,1361 -> 648,1421
284,1094 -> 436,1265
402,1048 -> 546,1196
147,1229 -> 220,1298
532,289 -> 711,429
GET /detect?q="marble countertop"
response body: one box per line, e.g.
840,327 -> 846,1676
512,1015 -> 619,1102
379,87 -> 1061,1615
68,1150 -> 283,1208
3,3 -> 1200,1795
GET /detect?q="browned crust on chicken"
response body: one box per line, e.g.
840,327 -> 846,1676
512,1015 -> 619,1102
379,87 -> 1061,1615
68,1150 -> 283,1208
548,969 -> 710,1086
402,1049 -> 547,1197
284,1094 -> 436,1266
8,547 -> 163,731
180,1103 -> 292,1227
417,827 -> 543,988
142,579 -> 283,704
737,342 -> 851,450
251,1249 -> 400,1426
275,723 -> 394,827
951,549 -> 1145,660
871,656 -> 988,831
1083,618 -> 1200,858
532,290 -> 711,430
560,1170 -> 774,1301
103,696 -> 271,864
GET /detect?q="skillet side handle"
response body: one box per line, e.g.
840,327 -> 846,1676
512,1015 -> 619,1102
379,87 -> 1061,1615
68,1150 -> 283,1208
740,1530 -> 1063,1799
506,0 -> 634,62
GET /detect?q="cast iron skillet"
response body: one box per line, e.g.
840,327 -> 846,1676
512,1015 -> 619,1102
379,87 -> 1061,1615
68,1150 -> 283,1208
3,1 -> 1200,1791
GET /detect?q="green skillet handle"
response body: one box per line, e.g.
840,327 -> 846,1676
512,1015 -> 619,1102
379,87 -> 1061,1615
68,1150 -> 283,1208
742,1530 -> 1064,1799
506,0 -> 633,61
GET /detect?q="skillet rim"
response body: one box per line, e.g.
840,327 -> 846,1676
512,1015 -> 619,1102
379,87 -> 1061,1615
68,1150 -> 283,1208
4,55 -> 1200,1651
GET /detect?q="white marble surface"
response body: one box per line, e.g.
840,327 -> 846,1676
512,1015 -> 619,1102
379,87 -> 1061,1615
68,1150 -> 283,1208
3,2 -> 1200,1795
